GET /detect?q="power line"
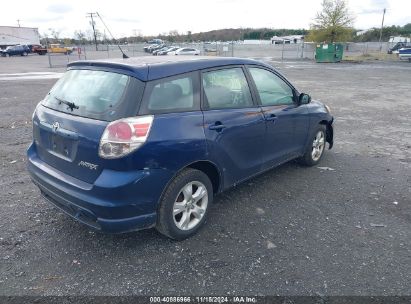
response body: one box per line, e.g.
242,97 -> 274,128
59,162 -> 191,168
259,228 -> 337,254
96,12 -> 129,58
86,12 -> 98,51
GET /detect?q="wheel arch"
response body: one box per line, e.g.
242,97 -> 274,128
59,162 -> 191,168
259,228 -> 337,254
156,160 -> 222,211
186,160 -> 222,194
319,119 -> 333,149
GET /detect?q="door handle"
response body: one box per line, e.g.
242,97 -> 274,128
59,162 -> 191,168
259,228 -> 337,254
209,122 -> 226,131
264,114 -> 277,121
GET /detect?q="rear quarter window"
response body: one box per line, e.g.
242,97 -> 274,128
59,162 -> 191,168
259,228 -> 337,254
139,72 -> 200,114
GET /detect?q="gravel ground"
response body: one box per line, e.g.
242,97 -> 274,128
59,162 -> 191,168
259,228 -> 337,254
0,56 -> 410,296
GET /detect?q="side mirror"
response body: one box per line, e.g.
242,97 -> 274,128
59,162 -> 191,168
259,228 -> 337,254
299,93 -> 311,104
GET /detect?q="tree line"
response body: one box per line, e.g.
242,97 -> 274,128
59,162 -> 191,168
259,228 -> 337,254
40,0 -> 411,46
354,24 -> 411,42
40,23 -> 411,47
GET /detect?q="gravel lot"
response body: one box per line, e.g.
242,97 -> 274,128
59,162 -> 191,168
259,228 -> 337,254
0,55 -> 410,296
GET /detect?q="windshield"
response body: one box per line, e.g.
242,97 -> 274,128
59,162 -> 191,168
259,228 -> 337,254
42,69 -> 143,121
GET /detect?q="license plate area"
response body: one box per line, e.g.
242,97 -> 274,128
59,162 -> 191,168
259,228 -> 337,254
48,134 -> 78,161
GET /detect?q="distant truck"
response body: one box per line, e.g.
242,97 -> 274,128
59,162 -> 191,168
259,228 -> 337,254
48,44 -> 72,54
389,36 -> 410,43
30,44 -> 73,55
31,44 -> 47,55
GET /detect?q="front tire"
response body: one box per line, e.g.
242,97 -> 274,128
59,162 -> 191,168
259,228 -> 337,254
299,125 -> 327,166
156,168 -> 213,240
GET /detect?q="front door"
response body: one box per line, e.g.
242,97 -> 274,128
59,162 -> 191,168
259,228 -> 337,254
247,67 -> 309,168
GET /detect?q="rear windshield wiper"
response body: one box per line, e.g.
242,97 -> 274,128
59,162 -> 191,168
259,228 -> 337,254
54,96 -> 79,111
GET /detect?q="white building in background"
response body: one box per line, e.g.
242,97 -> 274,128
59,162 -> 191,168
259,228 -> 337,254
0,26 -> 40,47
271,35 -> 304,44
356,29 -> 370,36
242,39 -> 272,45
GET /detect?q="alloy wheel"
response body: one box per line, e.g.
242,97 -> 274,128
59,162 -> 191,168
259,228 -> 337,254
311,130 -> 325,161
173,181 -> 208,231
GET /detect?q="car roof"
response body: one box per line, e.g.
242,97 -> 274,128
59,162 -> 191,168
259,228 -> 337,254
67,56 -> 271,82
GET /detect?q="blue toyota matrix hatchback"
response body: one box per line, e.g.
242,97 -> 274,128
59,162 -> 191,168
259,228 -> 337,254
27,56 -> 334,239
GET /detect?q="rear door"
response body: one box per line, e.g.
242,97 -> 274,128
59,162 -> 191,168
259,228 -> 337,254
201,66 -> 266,187
246,66 -> 309,168
33,69 -> 144,183
137,71 -> 206,172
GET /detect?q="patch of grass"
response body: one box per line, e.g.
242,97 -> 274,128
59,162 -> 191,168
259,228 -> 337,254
343,53 -> 399,62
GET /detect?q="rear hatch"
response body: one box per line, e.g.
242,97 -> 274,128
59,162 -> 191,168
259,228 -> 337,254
33,68 -> 144,184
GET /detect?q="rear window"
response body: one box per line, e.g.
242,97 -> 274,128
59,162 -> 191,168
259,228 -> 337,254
42,69 -> 144,121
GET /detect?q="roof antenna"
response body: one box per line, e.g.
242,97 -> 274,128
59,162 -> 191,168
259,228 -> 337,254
96,12 -> 129,59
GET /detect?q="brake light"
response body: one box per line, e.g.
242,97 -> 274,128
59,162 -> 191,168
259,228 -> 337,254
107,121 -> 132,140
99,116 -> 154,159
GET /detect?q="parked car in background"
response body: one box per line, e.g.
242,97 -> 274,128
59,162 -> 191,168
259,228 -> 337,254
157,46 -> 180,55
144,44 -> 164,53
148,44 -> 166,53
31,45 -> 48,55
27,56 -> 334,240
147,39 -> 163,44
29,44 -> 42,52
1,45 -> 30,57
152,46 -> 170,55
169,47 -> 200,55
388,42 -> 411,54
398,48 -> 411,61
143,44 -> 155,52
48,44 -> 72,55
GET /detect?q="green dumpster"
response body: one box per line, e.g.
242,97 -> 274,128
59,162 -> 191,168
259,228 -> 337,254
315,43 -> 344,63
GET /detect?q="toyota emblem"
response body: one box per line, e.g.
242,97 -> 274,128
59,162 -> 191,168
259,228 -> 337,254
52,122 -> 60,133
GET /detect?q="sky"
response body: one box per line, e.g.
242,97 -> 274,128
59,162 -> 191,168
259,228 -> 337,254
1,0 -> 410,38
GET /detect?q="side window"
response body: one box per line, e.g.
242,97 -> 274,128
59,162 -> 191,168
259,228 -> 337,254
202,68 -> 253,109
141,73 -> 197,114
249,68 -> 294,106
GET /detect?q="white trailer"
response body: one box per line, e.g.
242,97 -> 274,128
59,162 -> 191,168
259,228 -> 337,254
389,36 -> 410,43
0,26 -> 40,47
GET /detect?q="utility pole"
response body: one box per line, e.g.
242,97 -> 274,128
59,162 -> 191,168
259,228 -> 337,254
86,12 -> 98,51
378,8 -> 386,52
17,19 -> 21,27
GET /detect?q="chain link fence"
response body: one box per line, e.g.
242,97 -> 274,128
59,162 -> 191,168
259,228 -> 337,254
46,41 -> 400,67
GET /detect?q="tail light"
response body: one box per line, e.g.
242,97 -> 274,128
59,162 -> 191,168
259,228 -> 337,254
98,116 -> 154,159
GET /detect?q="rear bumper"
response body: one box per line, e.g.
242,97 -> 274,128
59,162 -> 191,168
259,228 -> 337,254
27,143 -> 173,233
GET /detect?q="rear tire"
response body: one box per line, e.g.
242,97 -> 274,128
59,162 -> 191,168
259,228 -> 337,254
156,168 -> 213,240
298,125 -> 327,166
